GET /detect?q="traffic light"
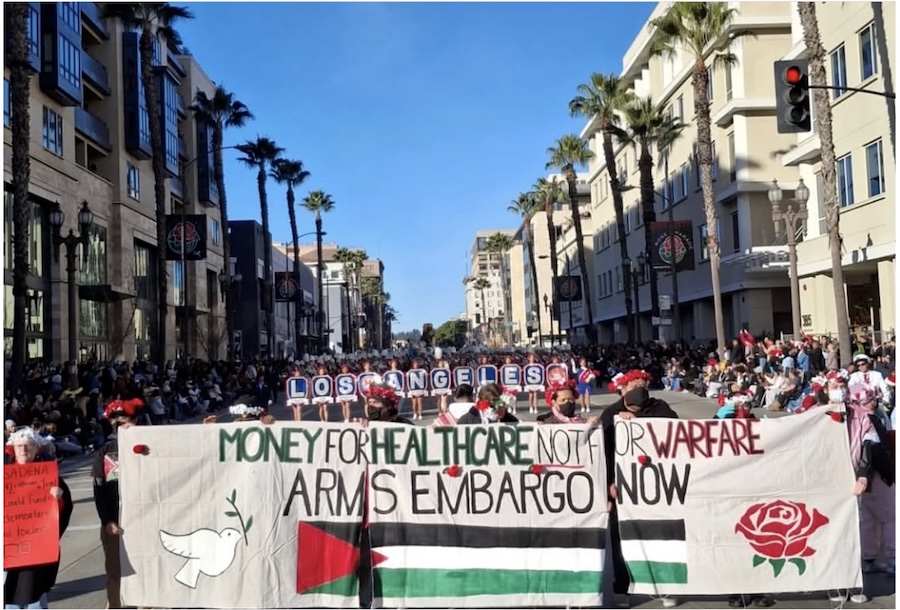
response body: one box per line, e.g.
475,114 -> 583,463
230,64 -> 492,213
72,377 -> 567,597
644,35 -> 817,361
774,60 -> 811,133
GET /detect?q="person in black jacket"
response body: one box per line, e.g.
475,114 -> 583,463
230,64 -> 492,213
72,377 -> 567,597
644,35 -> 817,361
364,381 -> 414,425
4,429 -> 74,609
600,386 -> 679,608
91,398 -> 141,609
456,383 -> 519,425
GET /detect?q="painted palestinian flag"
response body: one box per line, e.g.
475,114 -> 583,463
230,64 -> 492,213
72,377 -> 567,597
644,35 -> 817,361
296,521 -> 371,607
370,522 -> 605,607
619,519 -> 688,593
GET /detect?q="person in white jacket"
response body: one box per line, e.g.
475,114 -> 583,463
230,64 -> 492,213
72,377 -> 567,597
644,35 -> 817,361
849,354 -> 890,399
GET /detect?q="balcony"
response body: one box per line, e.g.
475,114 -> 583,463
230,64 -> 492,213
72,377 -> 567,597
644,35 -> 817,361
721,246 -> 789,273
80,3 -> 109,40
169,176 -> 183,199
81,51 -> 110,95
167,48 -> 187,77
176,91 -> 187,118
74,106 -> 111,151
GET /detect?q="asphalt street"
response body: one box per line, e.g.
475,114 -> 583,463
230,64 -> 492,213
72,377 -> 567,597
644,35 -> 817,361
50,391 -> 895,609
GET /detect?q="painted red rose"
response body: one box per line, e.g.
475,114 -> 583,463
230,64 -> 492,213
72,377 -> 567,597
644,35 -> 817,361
637,455 -> 651,465
735,500 -> 829,559
132,444 -> 149,455
530,464 -> 544,475
444,465 -> 462,477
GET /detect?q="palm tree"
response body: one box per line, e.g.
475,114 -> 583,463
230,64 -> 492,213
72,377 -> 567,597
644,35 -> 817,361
569,73 -> 635,342
618,97 -> 685,338
649,2 -> 752,357
7,3 -> 32,392
361,275 -> 388,349
103,3 -> 193,364
546,134 -> 597,345
270,159 -> 310,348
236,137 -> 284,355
467,277 -> 493,344
508,192 -> 543,346
534,177 -> 566,344
191,85 -> 254,354
486,232 -> 516,346
301,190 -> 335,351
796,3 -> 852,366
333,247 -> 368,352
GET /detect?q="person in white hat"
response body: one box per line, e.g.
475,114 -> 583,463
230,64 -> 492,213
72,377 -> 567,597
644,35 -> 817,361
849,353 -> 889,399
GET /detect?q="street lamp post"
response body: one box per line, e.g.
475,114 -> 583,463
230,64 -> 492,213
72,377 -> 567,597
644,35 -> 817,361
543,294 -> 555,349
218,269 -> 243,360
767,179 -> 810,340
49,200 -> 94,367
625,253 -> 647,344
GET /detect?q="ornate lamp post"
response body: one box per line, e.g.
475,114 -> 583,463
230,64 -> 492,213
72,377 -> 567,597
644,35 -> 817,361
625,252 -> 647,344
768,179 -> 810,340
219,269 -> 243,360
49,200 -> 94,366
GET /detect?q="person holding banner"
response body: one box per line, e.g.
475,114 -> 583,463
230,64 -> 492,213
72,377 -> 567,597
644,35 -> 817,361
4,428 -> 73,610
455,383 -> 519,425
360,379 -> 414,426
600,387 -> 679,608
537,380 -> 592,425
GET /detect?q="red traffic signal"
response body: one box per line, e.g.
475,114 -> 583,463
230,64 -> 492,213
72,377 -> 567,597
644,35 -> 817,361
783,65 -> 803,85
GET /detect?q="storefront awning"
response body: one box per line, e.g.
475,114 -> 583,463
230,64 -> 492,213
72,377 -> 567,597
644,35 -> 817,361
79,285 -> 134,303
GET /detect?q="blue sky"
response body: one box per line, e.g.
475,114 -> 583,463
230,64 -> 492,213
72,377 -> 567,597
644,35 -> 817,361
178,2 -> 654,332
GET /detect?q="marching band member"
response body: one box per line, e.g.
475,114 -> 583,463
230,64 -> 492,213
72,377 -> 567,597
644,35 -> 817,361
575,357 -> 597,414
408,359 -> 424,421
525,353 -> 543,415
337,363 -> 354,423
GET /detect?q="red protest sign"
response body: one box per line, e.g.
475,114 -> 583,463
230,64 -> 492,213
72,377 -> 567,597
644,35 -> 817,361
4,460 -> 61,569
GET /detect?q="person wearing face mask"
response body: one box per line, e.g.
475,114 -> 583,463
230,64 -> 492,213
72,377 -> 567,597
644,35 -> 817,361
601,386 -> 679,608
456,383 -> 519,425
91,398 -> 142,609
361,379 -> 414,425
536,380 -> 587,424
4,428 -> 74,609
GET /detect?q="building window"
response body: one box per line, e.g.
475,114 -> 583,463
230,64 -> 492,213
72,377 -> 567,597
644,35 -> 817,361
80,300 -> 107,339
859,23 -> 878,80
165,131 -> 178,170
3,79 -> 9,127
731,212 -> 740,254
661,180 -> 670,210
42,106 -> 63,156
676,95 -> 684,122
831,45 -> 847,99
77,224 -> 107,285
680,163 -> 688,199
173,260 -> 185,306
692,142 -> 701,189
837,154 -> 855,207
26,5 -> 39,59
211,218 -> 221,245
711,141 -> 719,181
58,2 -> 80,32
699,224 -> 710,261
728,132 -> 736,182
57,35 -> 81,90
3,191 -> 46,277
865,139 -> 885,198
134,241 -> 156,300
725,63 -> 733,100
615,266 -> 622,292
706,67 -> 714,101
127,163 -> 140,200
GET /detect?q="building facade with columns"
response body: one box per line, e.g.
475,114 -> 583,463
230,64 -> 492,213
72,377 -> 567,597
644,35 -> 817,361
780,2 -> 895,341
3,4 -> 227,363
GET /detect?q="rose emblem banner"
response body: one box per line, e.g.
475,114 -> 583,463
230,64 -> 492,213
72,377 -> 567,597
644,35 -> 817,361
613,410 -> 863,595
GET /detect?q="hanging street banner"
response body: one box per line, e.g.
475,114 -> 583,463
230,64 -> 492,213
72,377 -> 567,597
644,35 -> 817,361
613,410 -> 862,596
556,275 -> 582,302
647,220 -> 694,271
117,423 -> 606,609
165,215 -> 208,261
275,271 -> 302,302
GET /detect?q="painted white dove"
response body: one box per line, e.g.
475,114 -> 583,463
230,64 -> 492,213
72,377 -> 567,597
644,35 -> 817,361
159,527 -> 243,589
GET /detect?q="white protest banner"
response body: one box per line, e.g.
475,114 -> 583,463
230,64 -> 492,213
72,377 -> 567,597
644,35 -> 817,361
118,422 -> 607,609
367,423 -> 607,608
613,410 -> 862,596
118,423 -> 368,609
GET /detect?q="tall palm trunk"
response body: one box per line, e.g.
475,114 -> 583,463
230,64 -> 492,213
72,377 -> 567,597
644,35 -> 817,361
524,221 -> 543,345
545,207 -> 560,344
286,186 -> 302,350
797,3 -> 852,365
256,167 -> 274,354
638,141 -> 660,338
315,215 -> 325,351
496,252 -> 511,345
480,288 -> 487,344
603,130 -> 633,342
8,3 -> 31,391
140,26 -> 169,364
693,62 -> 727,358
564,169 -> 597,345
376,279 -> 385,349
211,124 -> 233,358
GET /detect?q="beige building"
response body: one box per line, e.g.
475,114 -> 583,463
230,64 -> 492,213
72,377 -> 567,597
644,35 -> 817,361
505,232 -> 528,345
583,1 -> 808,343
780,3 -> 896,340
3,5 -> 226,362
464,229 -> 518,344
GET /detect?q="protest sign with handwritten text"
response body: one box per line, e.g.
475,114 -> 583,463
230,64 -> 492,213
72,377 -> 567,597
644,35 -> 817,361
4,461 -> 60,569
